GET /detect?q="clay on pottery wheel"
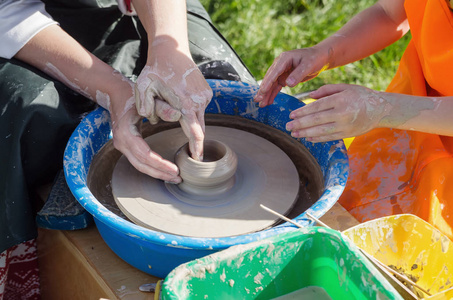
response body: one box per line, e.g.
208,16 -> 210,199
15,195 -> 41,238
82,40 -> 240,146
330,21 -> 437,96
111,126 -> 300,238
175,139 -> 238,197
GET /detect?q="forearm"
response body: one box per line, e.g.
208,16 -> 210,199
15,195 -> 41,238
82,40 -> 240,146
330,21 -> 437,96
131,0 -> 190,57
14,25 -> 132,112
315,0 -> 409,69
377,92 -> 453,136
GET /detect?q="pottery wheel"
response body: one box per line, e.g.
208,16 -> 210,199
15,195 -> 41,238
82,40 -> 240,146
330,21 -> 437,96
111,126 -> 300,238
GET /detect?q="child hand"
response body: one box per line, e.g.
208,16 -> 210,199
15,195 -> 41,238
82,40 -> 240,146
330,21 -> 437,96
286,84 -> 386,142
254,47 -> 331,107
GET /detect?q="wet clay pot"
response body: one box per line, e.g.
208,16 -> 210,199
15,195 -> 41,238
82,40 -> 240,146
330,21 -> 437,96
175,140 -> 238,197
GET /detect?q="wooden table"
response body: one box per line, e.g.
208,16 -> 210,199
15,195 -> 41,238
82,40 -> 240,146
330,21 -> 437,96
37,202 -> 358,300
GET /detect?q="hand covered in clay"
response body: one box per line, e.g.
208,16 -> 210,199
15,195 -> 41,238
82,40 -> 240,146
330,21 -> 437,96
135,49 -> 213,161
286,84 -> 388,142
254,46 -> 331,107
109,78 -> 182,183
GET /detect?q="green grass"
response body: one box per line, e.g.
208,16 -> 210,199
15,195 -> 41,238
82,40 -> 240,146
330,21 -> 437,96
200,0 -> 411,95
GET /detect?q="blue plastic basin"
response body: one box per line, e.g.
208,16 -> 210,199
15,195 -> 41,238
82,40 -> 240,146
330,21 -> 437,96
63,80 -> 349,278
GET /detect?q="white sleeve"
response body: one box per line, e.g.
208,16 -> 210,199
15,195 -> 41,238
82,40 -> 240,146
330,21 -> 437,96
0,0 -> 58,59
117,0 -> 136,16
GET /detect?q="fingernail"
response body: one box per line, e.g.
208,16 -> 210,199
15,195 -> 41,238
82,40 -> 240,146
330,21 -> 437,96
291,131 -> 299,138
289,112 -> 295,119
165,178 -> 181,184
286,77 -> 295,86
286,122 -> 293,131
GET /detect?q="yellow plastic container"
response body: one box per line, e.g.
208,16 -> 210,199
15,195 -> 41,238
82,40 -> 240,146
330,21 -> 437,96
426,287 -> 453,300
343,214 -> 453,297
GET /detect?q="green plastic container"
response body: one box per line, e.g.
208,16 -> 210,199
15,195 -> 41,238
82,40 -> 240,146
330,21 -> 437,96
160,227 -> 403,300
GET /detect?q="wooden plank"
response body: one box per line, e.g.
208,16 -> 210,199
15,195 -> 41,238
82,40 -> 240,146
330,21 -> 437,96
38,227 -> 157,299
38,202 -> 358,299
38,228 -> 118,299
320,202 -> 360,232
63,227 -> 158,299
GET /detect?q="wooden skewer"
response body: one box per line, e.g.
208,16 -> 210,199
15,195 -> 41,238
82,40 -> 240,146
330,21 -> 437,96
359,249 -> 431,297
305,212 -> 330,228
260,204 -> 432,298
259,204 -> 303,228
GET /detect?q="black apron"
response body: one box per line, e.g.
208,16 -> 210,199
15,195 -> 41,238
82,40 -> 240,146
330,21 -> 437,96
0,0 -> 255,253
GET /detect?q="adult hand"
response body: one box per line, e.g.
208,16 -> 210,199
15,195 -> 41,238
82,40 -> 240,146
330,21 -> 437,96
135,46 -> 213,161
254,46 -> 331,107
109,79 -> 182,183
286,84 -> 388,142
14,24 -> 185,182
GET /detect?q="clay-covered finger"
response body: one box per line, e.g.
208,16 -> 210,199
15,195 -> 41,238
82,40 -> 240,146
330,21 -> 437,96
135,81 -> 150,117
257,71 -> 292,108
287,108 -> 337,132
155,99 -> 181,122
255,61 -> 288,104
309,84 -> 349,99
256,68 -> 278,97
287,64 -> 319,86
196,109 -> 206,133
135,84 -> 156,122
127,137 -> 181,181
112,110 -> 181,182
127,154 -> 181,183
115,143 -> 181,183
260,55 -> 292,93
289,97 -> 336,119
290,122 -> 341,140
179,114 -> 204,161
304,131 -> 347,143
259,86 -> 281,108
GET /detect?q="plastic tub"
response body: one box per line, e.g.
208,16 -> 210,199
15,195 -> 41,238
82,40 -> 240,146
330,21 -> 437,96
160,227 -> 403,300
343,214 -> 453,297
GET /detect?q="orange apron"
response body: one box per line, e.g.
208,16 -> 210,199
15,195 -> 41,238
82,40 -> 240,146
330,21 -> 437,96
339,0 -> 453,239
